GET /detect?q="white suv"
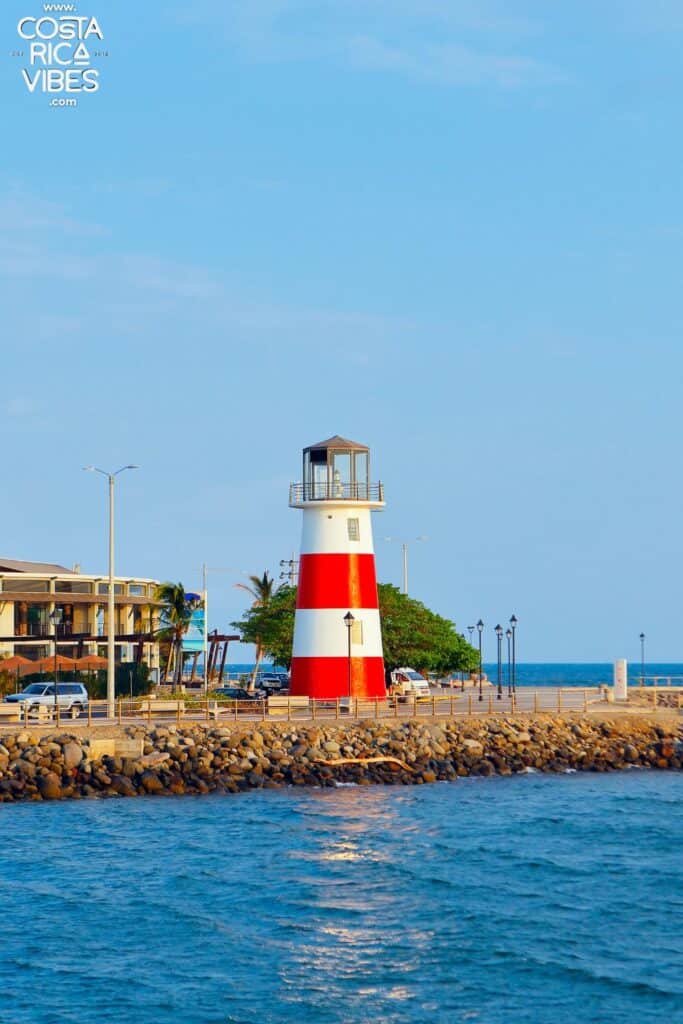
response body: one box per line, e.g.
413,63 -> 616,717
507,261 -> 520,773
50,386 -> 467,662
4,682 -> 89,718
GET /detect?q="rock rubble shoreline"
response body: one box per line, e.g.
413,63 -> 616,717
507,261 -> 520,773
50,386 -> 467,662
0,715 -> 681,803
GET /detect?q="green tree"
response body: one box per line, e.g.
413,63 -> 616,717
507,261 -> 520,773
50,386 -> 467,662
232,584 -> 296,670
235,571 -> 278,688
378,584 -> 478,675
154,581 -> 197,689
231,582 -> 478,679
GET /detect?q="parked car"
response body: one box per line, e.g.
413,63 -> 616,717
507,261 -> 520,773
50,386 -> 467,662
211,687 -> 261,702
255,672 -> 289,695
389,668 -> 432,702
4,682 -> 89,718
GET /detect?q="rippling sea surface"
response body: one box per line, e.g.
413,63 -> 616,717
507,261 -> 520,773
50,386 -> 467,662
1,773 -> 682,1024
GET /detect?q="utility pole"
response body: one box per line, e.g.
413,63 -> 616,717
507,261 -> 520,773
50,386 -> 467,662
279,554 -> 299,587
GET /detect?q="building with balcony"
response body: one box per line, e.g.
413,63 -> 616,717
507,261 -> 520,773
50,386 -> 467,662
0,557 -> 160,671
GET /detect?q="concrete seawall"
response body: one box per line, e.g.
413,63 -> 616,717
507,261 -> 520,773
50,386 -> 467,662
0,714 -> 681,802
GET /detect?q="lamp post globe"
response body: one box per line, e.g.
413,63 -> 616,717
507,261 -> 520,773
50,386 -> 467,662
509,614 -> 518,693
343,611 -> 355,698
476,620 -> 484,701
495,624 -> 503,699
49,608 -> 63,718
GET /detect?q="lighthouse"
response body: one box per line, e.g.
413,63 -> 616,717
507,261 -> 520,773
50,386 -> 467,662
289,435 -> 386,700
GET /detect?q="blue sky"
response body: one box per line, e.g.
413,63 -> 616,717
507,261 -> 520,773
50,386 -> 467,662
1,1 -> 682,662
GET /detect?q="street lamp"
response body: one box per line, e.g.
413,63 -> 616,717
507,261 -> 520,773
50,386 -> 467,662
84,464 -> 139,718
509,614 -> 518,694
495,624 -> 503,699
639,632 -> 646,687
506,628 -> 512,696
477,619 -> 484,701
343,611 -> 355,697
49,607 -> 62,717
384,536 -> 428,595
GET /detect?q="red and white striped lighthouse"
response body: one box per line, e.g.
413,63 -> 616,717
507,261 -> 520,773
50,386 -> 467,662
289,435 -> 386,700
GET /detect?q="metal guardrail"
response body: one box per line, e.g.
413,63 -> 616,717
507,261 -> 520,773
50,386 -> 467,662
0,688 -> 631,728
289,482 -> 384,504
636,676 -> 683,686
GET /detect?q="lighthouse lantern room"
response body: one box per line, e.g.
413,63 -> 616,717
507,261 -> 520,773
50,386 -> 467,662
289,435 -> 386,700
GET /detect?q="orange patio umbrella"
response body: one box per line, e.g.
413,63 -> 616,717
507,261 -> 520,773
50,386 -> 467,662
32,654 -> 77,673
0,655 -> 34,671
75,654 -> 108,670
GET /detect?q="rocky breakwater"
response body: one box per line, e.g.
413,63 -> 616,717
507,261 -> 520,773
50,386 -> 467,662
0,716 -> 681,802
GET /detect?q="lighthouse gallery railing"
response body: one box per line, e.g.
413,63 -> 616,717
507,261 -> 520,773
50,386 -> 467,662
289,481 -> 384,504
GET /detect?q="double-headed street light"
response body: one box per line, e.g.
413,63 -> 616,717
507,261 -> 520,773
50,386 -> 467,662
506,628 -> 512,696
476,620 -> 484,701
495,624 -> 503,699
384,536 -> 428,596
84,464 -> 139,718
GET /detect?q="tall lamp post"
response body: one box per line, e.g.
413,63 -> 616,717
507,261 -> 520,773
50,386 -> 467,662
639,632 -> 646,687
384,536 -> 428,595
84,464 -> 138,718
509,614 -> 518,694
506,628 -> 512,696
477,619 -> 484,701
344,611 -> 355,697
495,624 -> 503,699
49,608 -> 62,717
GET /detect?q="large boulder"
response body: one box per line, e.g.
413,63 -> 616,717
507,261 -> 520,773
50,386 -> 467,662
37,772 -> 62,800
62,742 -> 83,771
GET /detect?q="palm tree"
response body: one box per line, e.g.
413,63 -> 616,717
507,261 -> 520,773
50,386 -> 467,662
235,571 -> 276,690
154,582 -> 197,689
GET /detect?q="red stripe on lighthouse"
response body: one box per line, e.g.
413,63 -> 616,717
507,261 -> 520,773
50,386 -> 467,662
296,553 -> 379,610
289,656 -> 385,699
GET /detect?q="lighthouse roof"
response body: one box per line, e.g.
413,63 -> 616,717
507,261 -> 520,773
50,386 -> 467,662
305,434 -> 369,452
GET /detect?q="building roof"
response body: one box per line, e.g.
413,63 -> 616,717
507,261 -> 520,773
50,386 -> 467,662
305,434 -> 369,452
0,558 -> 75,575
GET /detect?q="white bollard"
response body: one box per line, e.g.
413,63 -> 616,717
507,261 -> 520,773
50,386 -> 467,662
613,659 -> 628,702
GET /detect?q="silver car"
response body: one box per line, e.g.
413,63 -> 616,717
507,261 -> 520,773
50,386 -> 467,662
4,682 -> 89,719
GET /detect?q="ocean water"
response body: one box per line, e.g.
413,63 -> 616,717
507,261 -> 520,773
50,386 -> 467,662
230,663 -> 683,687
1,772 -> 682,1024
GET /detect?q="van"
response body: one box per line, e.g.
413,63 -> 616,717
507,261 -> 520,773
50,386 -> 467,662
389,668 -> 431,701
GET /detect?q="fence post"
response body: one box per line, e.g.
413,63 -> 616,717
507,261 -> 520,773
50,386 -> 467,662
205,696 -> 209,722
432,695 -> 436,717
336,698 -> 340,720
88,700 -> 92,726
583,689 -> 587,712
375,698 -> 379,719
468,694 -> 472,716
534,690 -> 538,713
450,694 -> 454,717
312,698 -> 316,721
56,701 -> 60,727
558,690 -> 562,713
117,698 -> 122,725
287,698 -> 291,722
